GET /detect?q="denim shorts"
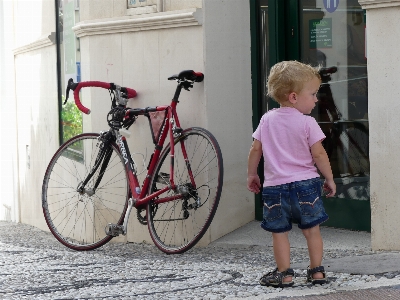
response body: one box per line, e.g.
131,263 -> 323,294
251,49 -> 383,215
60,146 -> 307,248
261,178 -> 328,233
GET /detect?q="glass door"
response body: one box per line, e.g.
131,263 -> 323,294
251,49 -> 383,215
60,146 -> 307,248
254,0 -> 370,230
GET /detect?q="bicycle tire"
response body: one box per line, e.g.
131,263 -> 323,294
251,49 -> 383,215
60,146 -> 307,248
42,133 -> 129,251
147,127 -> 223,254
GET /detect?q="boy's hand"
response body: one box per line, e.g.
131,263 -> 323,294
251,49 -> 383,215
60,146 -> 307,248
323,179 -> 336,197
247,175 -> 261,194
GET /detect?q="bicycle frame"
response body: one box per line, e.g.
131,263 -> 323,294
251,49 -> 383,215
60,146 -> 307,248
62,71 -> 205,238
43,69 -> 224,253
75,91 -> 194,205
120,102 -> 195,209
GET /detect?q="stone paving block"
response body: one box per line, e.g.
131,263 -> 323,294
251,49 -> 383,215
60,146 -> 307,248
292,252 -> 400,275
1,221 -> 400,299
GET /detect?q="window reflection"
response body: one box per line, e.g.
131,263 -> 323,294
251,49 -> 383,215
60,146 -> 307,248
259,0 -> 273,114
302,0 -> 369,200
58,0 -> 82,143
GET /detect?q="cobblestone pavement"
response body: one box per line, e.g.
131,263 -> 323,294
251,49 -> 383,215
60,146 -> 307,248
1,221 -> 400,299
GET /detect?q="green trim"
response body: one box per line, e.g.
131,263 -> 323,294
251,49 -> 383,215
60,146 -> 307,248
285,0 -> 300,60
55,0 -> 63,145
268,0 -> 286,66
250,0 -> 263,220
267,0 -> 284,109
322,198 -> 371,232
250,0 -> 261,132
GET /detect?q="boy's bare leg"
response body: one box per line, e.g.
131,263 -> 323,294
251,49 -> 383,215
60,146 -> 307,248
302,225 -> 324,279
272,232 -> 292,282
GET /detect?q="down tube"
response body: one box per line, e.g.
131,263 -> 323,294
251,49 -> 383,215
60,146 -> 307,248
116,134 -> 140,198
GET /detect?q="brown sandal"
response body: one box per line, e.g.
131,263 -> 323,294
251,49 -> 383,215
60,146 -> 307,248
306,266 -> 328,285
259,267 -> 294,288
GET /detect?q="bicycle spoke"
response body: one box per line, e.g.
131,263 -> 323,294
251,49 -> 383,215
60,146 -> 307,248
147,128 -> 223,254
42,133 -> 129,251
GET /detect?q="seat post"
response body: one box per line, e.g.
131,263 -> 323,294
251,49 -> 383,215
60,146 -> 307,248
173,82 -> 184,102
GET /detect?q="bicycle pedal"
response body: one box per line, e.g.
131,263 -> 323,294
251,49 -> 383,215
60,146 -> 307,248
105,223 -> 124,237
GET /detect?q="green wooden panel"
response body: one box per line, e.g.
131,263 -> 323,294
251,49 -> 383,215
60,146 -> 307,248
268,0 -> 286,65
322,198 -> 371,232
249,0 -> 263,220
250,0 -> 261,132
285,0 -> 300,60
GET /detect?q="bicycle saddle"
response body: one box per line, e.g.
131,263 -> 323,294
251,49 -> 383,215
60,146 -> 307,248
319,66 -> 337,83
168,70 -> 204,82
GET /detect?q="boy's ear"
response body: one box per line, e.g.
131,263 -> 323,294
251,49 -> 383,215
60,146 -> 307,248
288,92 -> 297,104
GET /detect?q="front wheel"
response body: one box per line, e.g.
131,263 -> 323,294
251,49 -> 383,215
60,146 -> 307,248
147,128 -> 224,254
42,133 -> 129,251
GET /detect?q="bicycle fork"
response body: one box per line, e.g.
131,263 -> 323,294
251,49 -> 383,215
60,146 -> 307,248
75,131 -> 133,237
105,132 -> 137,237
77,136 -> 113,196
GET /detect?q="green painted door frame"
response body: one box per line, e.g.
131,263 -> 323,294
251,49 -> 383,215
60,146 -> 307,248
250,0 -> 292,221
250,0 -> 371,231
249,0 -> 262,220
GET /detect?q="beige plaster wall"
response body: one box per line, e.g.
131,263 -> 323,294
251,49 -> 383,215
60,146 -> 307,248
164,0 -> 202,11
76,0 -> 254,246
10,0 -> 59,229
80,0 -> 127,21
42,0 -> 56,34
360,0 -> 400,250
4,0 -> 253,248
15,45 -> 59,231
203,0 -> 254,242
79,24 -> 205,244
0,0 -> 19,222
13,0 -> 54,47
80,0 -> 202,21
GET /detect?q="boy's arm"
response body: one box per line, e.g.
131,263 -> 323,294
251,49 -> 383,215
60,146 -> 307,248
310,140 -> 336,197
247,139 -> 262,193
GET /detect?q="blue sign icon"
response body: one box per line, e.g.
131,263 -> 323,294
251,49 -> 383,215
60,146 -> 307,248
324,0 -> 339,13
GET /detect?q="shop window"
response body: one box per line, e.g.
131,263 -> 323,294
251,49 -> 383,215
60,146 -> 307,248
127,0 -> 162,15
56,0 -> 82,144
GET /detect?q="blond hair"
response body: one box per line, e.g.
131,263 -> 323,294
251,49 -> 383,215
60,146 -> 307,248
267,61 -> 321,104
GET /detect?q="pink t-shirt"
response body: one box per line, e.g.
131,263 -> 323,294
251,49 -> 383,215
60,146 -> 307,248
252,107 -> 325,187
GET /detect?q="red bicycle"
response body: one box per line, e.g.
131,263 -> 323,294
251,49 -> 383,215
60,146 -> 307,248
42,70 -> 223,254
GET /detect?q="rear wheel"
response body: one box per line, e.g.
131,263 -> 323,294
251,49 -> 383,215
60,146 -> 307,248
147,128 -> 223,254
324,122 -> 370,199
339,122 -> 369,177
42,133 -> 129,251
327,122 -> 369,178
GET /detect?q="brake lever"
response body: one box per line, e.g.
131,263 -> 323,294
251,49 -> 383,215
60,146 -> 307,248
64,78 -> 79,105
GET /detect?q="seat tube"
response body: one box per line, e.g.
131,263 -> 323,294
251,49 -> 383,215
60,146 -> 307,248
179,136 -> 196,188
171,107 -> 196,188
168,108 -> 176,187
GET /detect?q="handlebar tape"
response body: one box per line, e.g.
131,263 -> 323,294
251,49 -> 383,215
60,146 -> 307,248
72,81 -> 137,115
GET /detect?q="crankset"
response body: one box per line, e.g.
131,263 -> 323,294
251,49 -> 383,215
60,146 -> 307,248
136,203 -> 158,225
